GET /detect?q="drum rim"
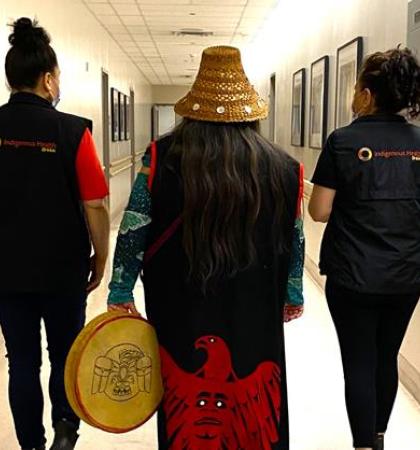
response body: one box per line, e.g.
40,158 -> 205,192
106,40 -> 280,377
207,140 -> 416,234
65,312 -> 113,426
73,313 -> 163,433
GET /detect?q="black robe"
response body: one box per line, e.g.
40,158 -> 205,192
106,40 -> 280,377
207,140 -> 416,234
142,135 -> 300,450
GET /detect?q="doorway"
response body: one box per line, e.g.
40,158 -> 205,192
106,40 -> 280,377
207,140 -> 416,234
152,104 -> 177,140
101,70 -> 110,183
269,73 -> 276,142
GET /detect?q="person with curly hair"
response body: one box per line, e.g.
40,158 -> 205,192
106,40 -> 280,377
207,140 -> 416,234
309,48 -> 420,450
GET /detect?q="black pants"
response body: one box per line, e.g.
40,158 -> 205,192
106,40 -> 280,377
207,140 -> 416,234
326,280 -> 419,448
0,292 -> 86,449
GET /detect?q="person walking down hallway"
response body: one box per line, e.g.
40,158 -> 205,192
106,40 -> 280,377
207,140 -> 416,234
309,48 -> 420,450
108,46 -> 305,449
0,18 -> 110,450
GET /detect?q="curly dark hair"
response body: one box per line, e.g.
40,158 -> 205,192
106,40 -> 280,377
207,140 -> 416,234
5,17 -> 58,90
358,47 -> 420,118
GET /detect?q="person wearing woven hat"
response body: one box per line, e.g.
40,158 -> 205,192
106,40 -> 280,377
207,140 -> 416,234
108,45 -> 304,449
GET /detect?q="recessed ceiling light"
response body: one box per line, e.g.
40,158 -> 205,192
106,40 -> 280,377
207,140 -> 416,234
172,28 -> 214,37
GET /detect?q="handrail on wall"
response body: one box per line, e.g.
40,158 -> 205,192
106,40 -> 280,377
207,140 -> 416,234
110,162 -> 133,178
110,155 -> 132,168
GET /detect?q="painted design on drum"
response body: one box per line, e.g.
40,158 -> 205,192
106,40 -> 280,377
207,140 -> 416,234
92,344 -> 152,402
160,336 -> 281,449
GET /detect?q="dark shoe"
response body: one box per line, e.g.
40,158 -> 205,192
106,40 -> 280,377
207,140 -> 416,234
374,433 -> 384,450
49,419 -> 79,450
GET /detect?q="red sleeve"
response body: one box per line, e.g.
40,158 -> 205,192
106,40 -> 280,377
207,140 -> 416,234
75,129 -> 109,201
147,140 -> 157,191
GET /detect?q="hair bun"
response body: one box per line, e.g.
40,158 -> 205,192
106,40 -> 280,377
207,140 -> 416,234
9,17 -> 51,49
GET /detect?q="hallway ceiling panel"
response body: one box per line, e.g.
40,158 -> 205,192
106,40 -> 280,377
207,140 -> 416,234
82,0 -> 278,85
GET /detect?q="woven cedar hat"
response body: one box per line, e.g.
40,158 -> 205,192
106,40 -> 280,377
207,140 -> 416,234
174,46 -> 268,123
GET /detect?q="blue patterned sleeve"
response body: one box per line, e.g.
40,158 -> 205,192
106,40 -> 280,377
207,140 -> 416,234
284,164 -> 305,323
107,154 -> 152,304
286,216 -> 305,306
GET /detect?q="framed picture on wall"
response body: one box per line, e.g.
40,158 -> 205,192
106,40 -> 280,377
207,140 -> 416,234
118,92 -> 125,141
335,37 -> 364,128
291,68 -> 306,147
124,95 -> 131,141
111,88 -> 119,142
310,56 -> 329,149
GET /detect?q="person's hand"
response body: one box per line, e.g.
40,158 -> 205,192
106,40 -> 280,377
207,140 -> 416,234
108,302 -> 141,315
284,305 -> 304,323
87,254 -> 106,294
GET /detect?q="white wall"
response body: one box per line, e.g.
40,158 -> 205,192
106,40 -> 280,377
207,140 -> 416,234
152,84 -> 190,105
244,0 -> 409,179
244,0 -> 420,402
400,0 -> 420,404
0,0 -> 153,219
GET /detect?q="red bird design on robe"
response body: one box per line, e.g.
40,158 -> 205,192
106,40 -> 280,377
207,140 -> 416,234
160,335 -> 281,450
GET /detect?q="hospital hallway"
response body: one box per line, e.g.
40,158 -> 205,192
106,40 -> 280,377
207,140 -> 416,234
0,221 -> 419,450
1,0 -> 420,448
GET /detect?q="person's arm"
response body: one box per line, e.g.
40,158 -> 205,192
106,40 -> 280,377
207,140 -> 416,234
75,128 -> 110,294
107,154 -> 152,314
309,135 -> 338,223
308,186 -> 336,223
84,199 -> 110,293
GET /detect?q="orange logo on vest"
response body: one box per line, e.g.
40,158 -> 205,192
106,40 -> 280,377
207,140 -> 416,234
358,147 -> 373,162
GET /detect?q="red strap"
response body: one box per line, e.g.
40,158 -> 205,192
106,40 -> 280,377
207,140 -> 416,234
144,216 -> 182,265
147,140 -> 157,191
296,163 -> 304,218
144,139 -> 182,264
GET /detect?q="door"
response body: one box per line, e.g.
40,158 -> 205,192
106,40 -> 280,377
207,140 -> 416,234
130,89 -> 136,185
152,105 -> 177,140
101,70 -> 111,208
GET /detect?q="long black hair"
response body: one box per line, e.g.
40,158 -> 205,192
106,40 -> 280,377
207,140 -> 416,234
358,47 -> 420,118
169,119 -> 288,291
5,17 -> 58,90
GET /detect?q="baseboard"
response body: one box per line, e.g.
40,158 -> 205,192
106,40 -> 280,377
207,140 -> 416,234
399,354 -> 420,404
304,255 -> 325,290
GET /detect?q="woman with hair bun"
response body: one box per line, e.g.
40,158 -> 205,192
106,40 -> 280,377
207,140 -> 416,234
309,47 -> 420,450
0,18 -> 110,450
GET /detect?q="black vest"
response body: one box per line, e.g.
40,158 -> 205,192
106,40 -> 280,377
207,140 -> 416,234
320,114 -> 420,294
0,93 -> 92,294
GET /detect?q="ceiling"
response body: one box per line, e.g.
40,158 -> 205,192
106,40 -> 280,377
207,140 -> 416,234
81,0 -> 278,85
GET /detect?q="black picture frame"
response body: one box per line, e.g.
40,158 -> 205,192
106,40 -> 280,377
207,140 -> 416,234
124,95 -> 131,141
118,91 -> 125,141
310,56 -> 329,149
291,68 -> 306,147
335,37 -> 364,128
111,88 -> 119,142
